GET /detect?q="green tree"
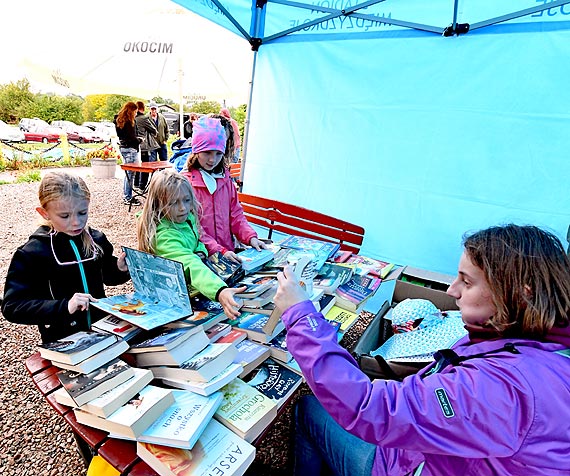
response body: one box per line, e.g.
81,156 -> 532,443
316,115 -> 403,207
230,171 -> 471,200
231,104 -> 247,139
27,94 -> 84,124
0,79 -> 34,123
190,100 -> 222,115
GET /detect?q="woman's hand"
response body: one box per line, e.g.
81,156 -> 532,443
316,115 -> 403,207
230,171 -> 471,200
218,286 -> 247,319
117,251 -> 128,272
68,293 -> 97,314
249,238 -> 267,251
274,265 -> 310,312
223,250 -> 241,264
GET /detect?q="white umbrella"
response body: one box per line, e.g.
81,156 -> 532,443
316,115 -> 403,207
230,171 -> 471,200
2,0 -> 252,106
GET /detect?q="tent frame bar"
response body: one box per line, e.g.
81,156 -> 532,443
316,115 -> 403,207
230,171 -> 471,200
209,0 -> 252,41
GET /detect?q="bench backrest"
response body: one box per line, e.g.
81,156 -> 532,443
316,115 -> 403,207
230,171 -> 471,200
238,192 -> 365,254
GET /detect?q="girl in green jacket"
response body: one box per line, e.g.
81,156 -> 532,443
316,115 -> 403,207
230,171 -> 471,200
137,169 -> 243,319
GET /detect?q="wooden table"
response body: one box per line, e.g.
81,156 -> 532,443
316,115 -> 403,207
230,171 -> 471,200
120,161 -> 173,211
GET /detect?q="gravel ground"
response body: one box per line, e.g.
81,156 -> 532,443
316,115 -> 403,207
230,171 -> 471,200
0,168 -> 373,476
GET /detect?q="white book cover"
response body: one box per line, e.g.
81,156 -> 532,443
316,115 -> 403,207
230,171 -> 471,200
74,385 -> 174,439
38,331 -> 117,364
138,389 -> 223,449
134,331 -> 210,367
161,363 -> 243,397
137,418 -> 255,476
52,339 -> 129,374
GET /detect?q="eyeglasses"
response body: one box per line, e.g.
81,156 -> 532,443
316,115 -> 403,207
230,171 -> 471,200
50,231 -> 98,266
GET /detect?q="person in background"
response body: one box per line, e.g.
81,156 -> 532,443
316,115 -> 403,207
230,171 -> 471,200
208,113 -> 236,166
134,101 -> 159,191
113,101 -> 142,205
136,169 -> 244,319
148,103 -> 169,162
182,112 -> 200,144
274,224 -> 570,476
220,108 -> 241,163
181,116 -> 265,263
2,172 -> 130,343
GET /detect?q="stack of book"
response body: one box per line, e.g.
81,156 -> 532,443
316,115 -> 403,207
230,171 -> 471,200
334,274 -> 382,312
166,294 -> 227,331
236,247 -> 275,272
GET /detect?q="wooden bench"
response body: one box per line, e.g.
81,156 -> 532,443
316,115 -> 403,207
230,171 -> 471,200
229,162 -> 242,190
238,193 -> 365,254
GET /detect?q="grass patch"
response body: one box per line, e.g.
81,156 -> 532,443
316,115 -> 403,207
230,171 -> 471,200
15,170 -> 42,183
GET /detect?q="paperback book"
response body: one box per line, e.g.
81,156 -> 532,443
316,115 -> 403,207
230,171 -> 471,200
277,235 -> 340,271
236,248 -> 275,272
38,331 -> 118,365
54,368 -> 153,418
316,293 -> 337,317
150,343 -> 238,383
52,339 -> 130,374
237,286 -> 276,309
91,247 -> 194,331
56,358 -> 134,407
133,330 -> 210,368
216,328 -> 248,345
234,276 -> 276,299
128,327 -> 203,353
237,312 -> 285,344
243,358 -> 304,409
137,418 -> 255,476
206,323 -> 232,343
92,315 -> 142,341
324,306 -> 360,333
345,255 -> 395,278
161,363 -> 243,397
313,262 -> 354,294
137,389 -> 224,450
204,252 -> 245,287
215,378 -> 278,443
74,385 -> 175,439
334,274 -> 382,312
265,329 -> 292,363
233,339 -> 271,378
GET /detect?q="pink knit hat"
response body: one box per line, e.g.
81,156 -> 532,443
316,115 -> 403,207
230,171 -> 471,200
191,117 -> 227,154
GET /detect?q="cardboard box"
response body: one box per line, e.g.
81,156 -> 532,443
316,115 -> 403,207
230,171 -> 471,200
392,266 -> 458,311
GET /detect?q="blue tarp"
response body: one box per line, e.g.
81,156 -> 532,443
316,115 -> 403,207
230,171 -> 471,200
174,0 -> 570,274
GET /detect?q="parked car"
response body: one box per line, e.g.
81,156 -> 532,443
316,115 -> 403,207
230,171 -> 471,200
82,122 -> 117,142
0,120 -> 25,142
19,118 -> 50,132
51,121 -> 102,143
24,127 -> 62,143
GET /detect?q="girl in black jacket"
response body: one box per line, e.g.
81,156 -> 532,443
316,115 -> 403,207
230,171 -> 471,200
2,171 -> 130,343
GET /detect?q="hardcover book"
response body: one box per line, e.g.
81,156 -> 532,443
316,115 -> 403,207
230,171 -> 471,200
233,339 -> 271,378
52,339 -> 130,374
54,367 -> 153,418
334,274 -> 382,312
92,315 -> 142,341
161,363 -> 243,397
74,385 -> 175,439
215,378 -> 278,443
204,252 -> 245,287
138,389 -> 224,449
133,330 -> 210,368
56,358 -> 134,406
243,358 -> 304,409
137,418 -> 255,476
150,343 -> 238,383
91,247 -> 194,331
236,248 -> 275,272
237,312 -> 285,344
38,331 -> 118,365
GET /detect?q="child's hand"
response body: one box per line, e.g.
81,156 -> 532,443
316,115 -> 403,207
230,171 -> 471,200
274,265 -> 309,312
250,238 -> 267,250
68,293 -> 98,314
117,251 -> 128,272
218,287 -> 247,319
223,250 -> 241,264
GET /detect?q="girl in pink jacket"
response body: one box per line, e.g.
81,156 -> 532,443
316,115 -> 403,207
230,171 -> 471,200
182,116 -> 265,263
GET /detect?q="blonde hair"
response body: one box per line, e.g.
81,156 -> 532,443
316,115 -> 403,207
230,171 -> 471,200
464,224 -> 570,338
137,170 -> 200,253
38,171 -> 100,256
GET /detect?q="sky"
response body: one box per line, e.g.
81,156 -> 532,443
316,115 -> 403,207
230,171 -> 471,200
1,0 -> 254,106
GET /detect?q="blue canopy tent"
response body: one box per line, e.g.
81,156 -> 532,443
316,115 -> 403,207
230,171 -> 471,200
173,0 -> 570,274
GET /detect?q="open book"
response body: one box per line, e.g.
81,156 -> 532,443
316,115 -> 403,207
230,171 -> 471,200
91,247 -> 193,331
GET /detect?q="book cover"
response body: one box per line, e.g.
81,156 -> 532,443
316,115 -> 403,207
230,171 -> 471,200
38,331 -> 117,365
138,389 -> 224,450
91,247 -> 193,331
74,385 -> 175,439
216,328 -> 248,345
215,378 -> 278,443
52,339 -> 130,374
54,367 -> 153,418
237,313 -> 285,344
332,250 -> 353,263
128,327 -> 202,354
243,358 -> 304,409
240,301 -> 277,316
324,305 -> 360,332
313,262 -> 354,294
236,248 -> 275,272
161,363 -> 243,397
277,235 -> 340,271
137,419 -> 255,476
334,274 -> 382,312
206,323 -> 232,343
92,315 -> 142,341
233,339 -> 271,378
346,255 -> 395,279
238,285 -> 276,309
234,276 -> 276,299
56,358 -> 134,406
317,294 -> 337,317
151,343 -> 238,383
266,329 -> 292,363
204,252 -> 245,287
134,330 -> 210,368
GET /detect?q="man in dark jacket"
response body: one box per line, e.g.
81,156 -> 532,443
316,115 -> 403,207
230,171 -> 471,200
134,101 -> 158,190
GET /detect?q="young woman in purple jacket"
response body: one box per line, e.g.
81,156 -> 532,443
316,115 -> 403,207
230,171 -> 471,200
274,224 -> 570,476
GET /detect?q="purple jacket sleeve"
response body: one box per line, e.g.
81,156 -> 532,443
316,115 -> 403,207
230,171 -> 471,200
282,301 -> 534,458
